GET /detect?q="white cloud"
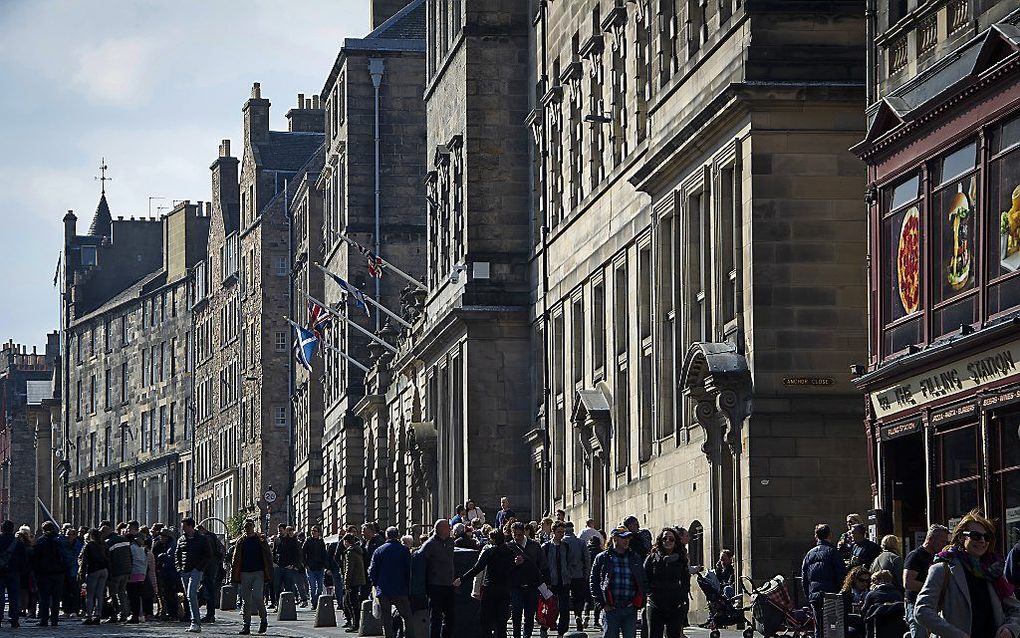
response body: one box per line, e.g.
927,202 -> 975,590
0,0 -> 370,346
72,36 -> 159,107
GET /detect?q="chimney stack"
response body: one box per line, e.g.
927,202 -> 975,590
371,0 -> 408,29
286,91 -> 325,133
243,82 -> 270,147
210,138 -> 240,231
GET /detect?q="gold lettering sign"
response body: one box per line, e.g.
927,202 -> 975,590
870,338 -> 1020,419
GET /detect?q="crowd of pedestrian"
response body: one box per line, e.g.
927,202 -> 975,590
802,508 -> 1020,638
375,498 -> 732,638
0,498 -> 739,638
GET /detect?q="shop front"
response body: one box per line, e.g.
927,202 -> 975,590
853,22 -> 1020,551
867,336 -> 1020,550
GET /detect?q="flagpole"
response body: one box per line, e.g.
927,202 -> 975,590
333,231 -> 427,291
321,341 -> 371,374
314,263 -> 413,330
304,293 -> 398,355
286,315 -> 373,373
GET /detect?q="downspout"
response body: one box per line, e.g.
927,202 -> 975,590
369,59 -> 385,333
285,178 -> 294,522
189,277 -> 196,518
865,0 -> 876,105
539,0 -> 552,514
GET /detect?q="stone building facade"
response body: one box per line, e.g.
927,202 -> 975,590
61,194 -> 209,527
191,84 -> 324,532
530,0 -> 872,584
0,335 -> 58,526
316,0 -> 428,533
290,167 -> 325,533
852,2 -> 1020,548
352,0 -> 535,536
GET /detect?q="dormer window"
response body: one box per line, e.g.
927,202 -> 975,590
81,245 -> 97,267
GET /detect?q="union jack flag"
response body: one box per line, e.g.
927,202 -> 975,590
307,300 -> 332,338
351,239 -> 385,279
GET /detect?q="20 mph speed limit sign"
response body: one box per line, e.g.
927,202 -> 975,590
264,489 -> 277,504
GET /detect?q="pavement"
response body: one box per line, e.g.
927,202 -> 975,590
1,609 -> 751,638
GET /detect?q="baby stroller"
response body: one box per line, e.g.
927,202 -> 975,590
696,571 -> 753,638
749,575 -> 814,638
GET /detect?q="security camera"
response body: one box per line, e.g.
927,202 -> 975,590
449,264 -> 468,284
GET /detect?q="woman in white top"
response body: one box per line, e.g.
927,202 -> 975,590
465,500 -> 486,525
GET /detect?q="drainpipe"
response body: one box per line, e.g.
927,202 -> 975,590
865,0 -> 876,105
369,59 -> 385,332
285,178 -> 294,523
539,0 -> 552,515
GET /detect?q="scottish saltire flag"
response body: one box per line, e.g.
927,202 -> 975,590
293,324 -> 319,372
307,300 -> 332,338
324,271 -> 372,318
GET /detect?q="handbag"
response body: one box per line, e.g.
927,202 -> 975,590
371,591 -> 382,619
537,593 -> 559,629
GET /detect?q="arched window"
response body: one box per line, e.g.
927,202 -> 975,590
689,520 -> 705,568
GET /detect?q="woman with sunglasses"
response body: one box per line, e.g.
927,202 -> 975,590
643,528 -> 690,638
915,509 -> 1020,638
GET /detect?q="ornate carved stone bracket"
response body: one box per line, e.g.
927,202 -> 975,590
680,342 -> 752,461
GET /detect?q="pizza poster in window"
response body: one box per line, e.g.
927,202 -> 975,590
896,206 -> 921,316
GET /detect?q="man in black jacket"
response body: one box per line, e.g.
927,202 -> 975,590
802,524 -> 847,638
102,520 -> 132,623
197,525 -> 224,623
0,520 -> 26,628
509,521 -> 548,638
302,526 -> 328,609
418,519 -> 456,638
849,524 -> 882,569
273,526 -> 303,605
176,517 -> 212,633
31,521 -> 68,627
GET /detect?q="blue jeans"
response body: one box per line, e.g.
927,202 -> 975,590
306,569 -> 325,606
905,601 -> 927,638
36,573 -> 62,624
602,606 -> 637,638
511,586 -> 538,638
181,569 -> 204,625
279,567 -> 302,599
0,571 -> 19,623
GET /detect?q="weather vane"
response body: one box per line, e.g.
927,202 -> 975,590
94,157 -> 111,195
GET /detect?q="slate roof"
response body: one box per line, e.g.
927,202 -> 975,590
322,0 -> 425,94
88,192 -> 112,238
254,131 -> 326,173
71,269 -> 165,326
365,0 -> 425,41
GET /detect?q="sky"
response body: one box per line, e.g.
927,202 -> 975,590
0,0 -> 368,349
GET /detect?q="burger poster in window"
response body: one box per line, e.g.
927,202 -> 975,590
942,176 -> 976,295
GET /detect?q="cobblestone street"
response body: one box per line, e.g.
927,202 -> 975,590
5,611 -> 746,638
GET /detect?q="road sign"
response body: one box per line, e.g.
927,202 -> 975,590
264,489 -> 277,504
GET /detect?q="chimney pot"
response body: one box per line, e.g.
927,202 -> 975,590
219,139 -> 231,158
312,94 -> 320,109
252,82 -> 261,99
298,93 -> 305,108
